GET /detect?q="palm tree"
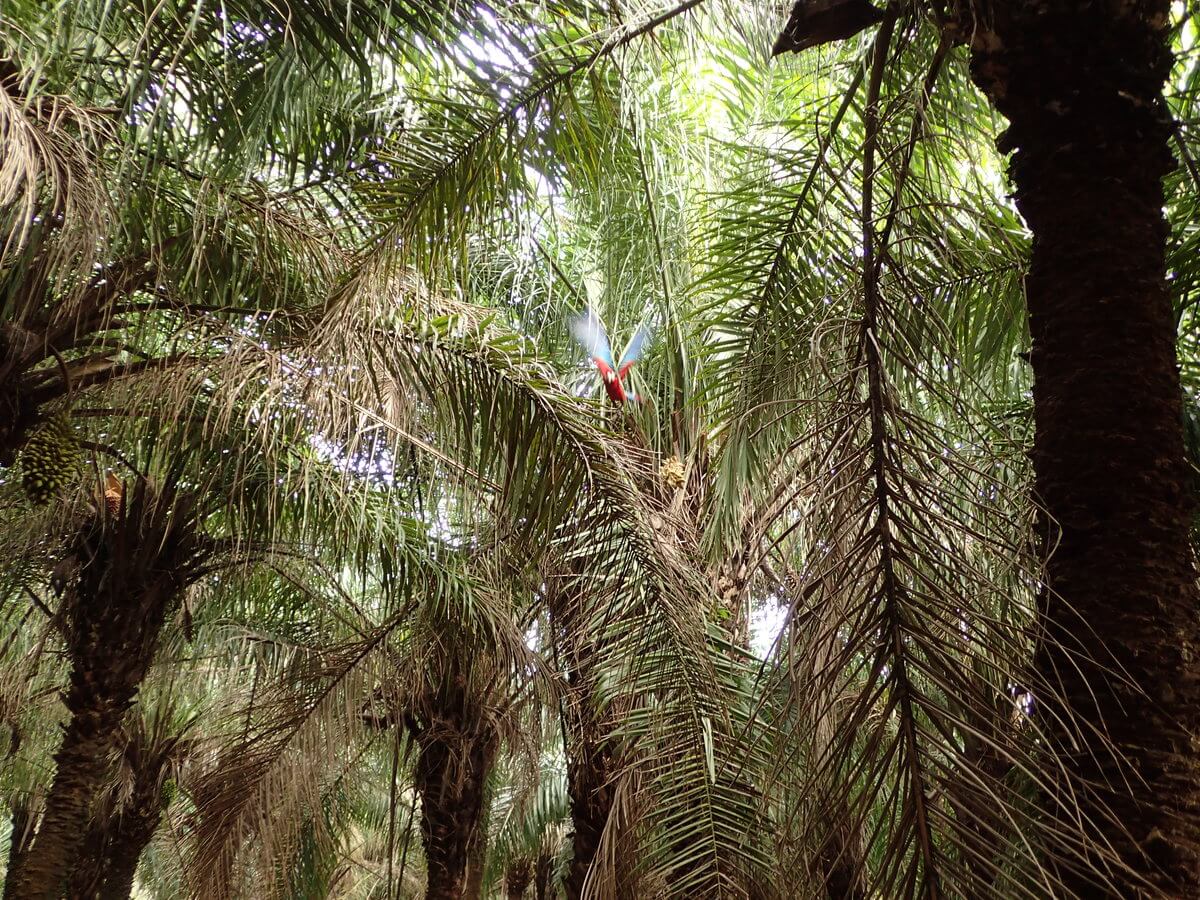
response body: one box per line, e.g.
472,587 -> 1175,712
5,474 -> 214,899
956,3 -> 1200,893
66,695 -> 196,899
0,4 -> 401,890
2,1 -> 1200,898
378,565 -> 542,900
0,409 -> 326,899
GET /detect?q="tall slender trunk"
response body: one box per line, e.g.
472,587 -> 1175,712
7,486 -> 203,900
968,3 -> 1200,894
407,683 -> 498,900
945,685 -> 1017,894
562,668 -> 619,900
809,686 -> 867,900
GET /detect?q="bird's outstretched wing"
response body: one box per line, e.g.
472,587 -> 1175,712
617,325 -> 650,379
569,308 -> 615,371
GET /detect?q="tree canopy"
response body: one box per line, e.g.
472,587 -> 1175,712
1,1 -> 1199,898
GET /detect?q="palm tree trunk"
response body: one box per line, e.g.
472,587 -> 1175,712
793,488 -> 868,900
414,747 -> 473,900
408,693 -> 498,900
505,859 -> 532,900
968,2 -> 1200,893
563,673 -> 618,900
8,671 -> 135,899
65,813 -> 109,898
67,779 -> 166,900
8,486 -> 202,900
93,801 -> 163,900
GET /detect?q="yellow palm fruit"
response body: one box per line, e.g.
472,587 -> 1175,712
103,472 -> 124,518
661,456 -> 686,491
19,415 -> 79,505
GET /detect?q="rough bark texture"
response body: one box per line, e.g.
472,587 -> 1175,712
17,711 -> 119,900
505,859 -> 532,900
534,852 -> 553,900
967,2 -> 1200,894
68,802 -> 163,900
66,739 -> 171,900
13,635 -> 169,900
7,485 -> 203,900
94,796 -> 164,900
407,676 -> 499,900
69,820 -> 110,899
563,669 -> 620,900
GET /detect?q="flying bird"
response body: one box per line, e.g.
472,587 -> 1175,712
569,308 -> 649,405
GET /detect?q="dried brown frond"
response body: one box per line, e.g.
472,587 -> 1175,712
0,63 -> 111,301
184,621 -> 399,899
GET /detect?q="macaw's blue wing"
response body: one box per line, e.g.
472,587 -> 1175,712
569,308 -> 614,369
617,325 -> 651,378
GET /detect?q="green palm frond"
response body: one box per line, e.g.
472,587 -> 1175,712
1,2 -> 1198,898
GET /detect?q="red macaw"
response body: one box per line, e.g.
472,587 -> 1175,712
569,308 -> 650,405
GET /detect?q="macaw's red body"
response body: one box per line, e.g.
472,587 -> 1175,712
569,309 -> 649,405
592,355 -> 638,404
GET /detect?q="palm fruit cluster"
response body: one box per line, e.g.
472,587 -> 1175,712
660,456 -> 686,491
19,415 -> 80,505
103,472 -> 124,518
160,777 -> 177,811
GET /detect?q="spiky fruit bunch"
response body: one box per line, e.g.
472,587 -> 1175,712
102,472 -> 124,518
660,456 -> 686,491
19,415 -> 79,505
160,778 -> 177,811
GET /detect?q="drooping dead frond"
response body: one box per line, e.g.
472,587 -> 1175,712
0,62 -> 111,294
184,614 -> 404,899
756,15 -> 1131,897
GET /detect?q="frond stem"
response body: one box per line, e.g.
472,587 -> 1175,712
860,8 -> 941,894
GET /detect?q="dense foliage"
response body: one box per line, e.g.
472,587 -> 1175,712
0,1 -> 1198,898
